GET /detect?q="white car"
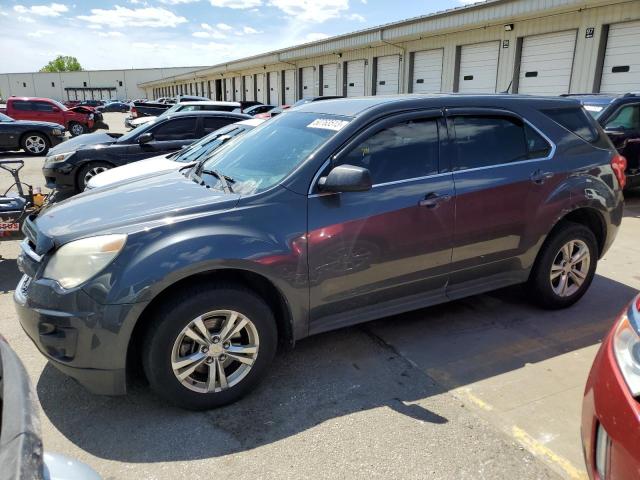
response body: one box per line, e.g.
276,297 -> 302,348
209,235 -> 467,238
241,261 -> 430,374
126,100 -> 242,129
86,118 -> 264,190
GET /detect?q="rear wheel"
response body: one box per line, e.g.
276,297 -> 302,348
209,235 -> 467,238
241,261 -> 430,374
142,284 -> 277,410
21,132 -> 49,155
77,162 -> 112,191
69,122 -> 87,137
528,222 -> 598,309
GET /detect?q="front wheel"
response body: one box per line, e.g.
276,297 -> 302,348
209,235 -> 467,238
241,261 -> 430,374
21,132 -> 49,155
69,122 -> 87,137
77,161 -> 112,191
142,284 -> 278,410
528,222 -> 598,309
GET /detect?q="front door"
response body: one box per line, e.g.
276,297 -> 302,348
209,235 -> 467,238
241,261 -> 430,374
307,111 -> 455,333
125,116 -> 200,163
445,108 -> 558,296
602,102 -> 640,176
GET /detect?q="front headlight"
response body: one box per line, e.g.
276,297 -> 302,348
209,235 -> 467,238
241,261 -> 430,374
43,234 -> 127,289
51,128 -> 63,136
613,303 -> 640,397
45,151 -> 75,164
89,113 -> 95,120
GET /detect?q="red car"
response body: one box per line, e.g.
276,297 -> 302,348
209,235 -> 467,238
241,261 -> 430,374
582,295 -> 640,479
0,97 -> 107,137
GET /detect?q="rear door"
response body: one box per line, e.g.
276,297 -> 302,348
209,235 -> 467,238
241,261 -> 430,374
284,70 -> 296,104
321,64 -> 338,96
300,67 -> 314,99
345,60 -> 366,97
446,108 -> 556,296
600,21 -> 640,94
307,111 -> 454,331
411,49 -> 443,93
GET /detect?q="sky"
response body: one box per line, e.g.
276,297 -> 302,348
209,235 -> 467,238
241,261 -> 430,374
0,0 -> 478,73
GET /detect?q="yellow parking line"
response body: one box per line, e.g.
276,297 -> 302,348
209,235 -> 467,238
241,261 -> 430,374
455,387 -> 494,411
512,426 -> 588,480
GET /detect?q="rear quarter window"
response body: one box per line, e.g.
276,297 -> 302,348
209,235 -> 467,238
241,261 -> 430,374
541,107 -> 601,144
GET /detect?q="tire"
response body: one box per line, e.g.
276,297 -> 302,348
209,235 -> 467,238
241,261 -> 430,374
77,161 -> 112,191
528,222 -> 598,309
142,283 -> 278,410
21,132 -> 49,156
68,122 -> 87,137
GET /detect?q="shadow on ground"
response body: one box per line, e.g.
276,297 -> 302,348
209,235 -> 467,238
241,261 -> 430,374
36,271 -> 637,463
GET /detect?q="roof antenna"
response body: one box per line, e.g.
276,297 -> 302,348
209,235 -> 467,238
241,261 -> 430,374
501,80 -> 513,94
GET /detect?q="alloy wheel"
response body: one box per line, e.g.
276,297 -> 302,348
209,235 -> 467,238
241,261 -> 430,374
171,310 -> 260,394
83,166 -> 109,187
549,239 -> 590,297
71,124 -> 85,136
25,135 -> 46,154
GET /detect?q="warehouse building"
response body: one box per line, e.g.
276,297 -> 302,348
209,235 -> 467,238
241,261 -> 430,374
0,66 -> 206,102
140,0 -> 640,103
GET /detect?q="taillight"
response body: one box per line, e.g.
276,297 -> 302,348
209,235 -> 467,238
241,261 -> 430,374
611,153 -> 627,190
131,106 -> 137,118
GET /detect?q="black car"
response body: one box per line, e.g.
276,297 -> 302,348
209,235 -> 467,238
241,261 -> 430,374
567,93 -> 640,188
0,112 -> 65,156
98,101 -> 130,113
241,104 -> 276,116
43,110 -> 250,193
15,95 -> 623,410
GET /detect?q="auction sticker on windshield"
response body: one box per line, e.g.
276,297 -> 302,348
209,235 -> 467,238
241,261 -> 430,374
307,119 -> 349,131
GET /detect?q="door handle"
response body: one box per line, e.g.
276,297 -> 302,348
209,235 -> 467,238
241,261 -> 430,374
419,193 -> 451,208
530,169 -> 554,184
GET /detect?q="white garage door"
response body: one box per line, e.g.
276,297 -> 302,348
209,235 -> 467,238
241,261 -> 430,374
268,71 -> 279,105
346,59 -> 366,97
458,41 -> 500,93
375,55 -> 400,95
234,76 -> 242,101
256,73 -> 265,103
600,21 -> 640,94
321,64 -> 338,96
244,75 -> 254,101
284,69 -> 295,105
518,30 -> 576,95
224,78 -> 232,101
301,67 -> 314,98
412,49 -> 443,93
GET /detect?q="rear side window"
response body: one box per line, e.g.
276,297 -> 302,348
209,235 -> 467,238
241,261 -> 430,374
452,116 -> 528,170
337,119 -> 439,185
151,117 -> 197,141
12,101 -> 33,111
525,124 -> 552,159
542,107 -> 599,143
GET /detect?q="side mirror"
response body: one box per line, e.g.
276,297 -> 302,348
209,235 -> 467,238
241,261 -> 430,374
318,164 -> 372,193
138,132 -> 154,144
51,107 -> 60,113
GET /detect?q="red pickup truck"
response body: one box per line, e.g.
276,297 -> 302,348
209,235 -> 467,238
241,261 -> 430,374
0,97 -> 107,136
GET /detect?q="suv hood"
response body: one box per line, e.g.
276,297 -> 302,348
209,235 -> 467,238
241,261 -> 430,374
34,169 -> 239,247
48,131 -> 120,154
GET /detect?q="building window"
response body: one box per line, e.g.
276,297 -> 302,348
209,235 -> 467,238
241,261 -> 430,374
119,81 -> 123,87
23,82 -> 26,88
51,82 -> 55,87
83,81 -> 87,87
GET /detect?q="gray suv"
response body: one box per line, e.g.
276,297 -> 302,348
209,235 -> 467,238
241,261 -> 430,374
14,95 -> 624,410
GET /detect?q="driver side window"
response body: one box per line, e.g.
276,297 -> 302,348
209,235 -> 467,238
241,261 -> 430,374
605,105 -> 640,131
335,119 -> 439,185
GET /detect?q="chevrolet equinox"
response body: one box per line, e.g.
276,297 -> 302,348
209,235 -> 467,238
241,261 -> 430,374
14,95 -> 625,409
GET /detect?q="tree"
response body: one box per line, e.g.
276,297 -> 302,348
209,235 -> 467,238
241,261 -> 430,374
40,55 -> 82,73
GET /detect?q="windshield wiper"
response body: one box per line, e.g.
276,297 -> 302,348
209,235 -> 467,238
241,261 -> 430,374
201,169 -> 235,193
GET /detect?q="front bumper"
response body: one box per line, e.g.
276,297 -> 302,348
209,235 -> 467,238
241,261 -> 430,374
42,161 -> 78,192
13,273 -> 146,395
581,327 -> 640,480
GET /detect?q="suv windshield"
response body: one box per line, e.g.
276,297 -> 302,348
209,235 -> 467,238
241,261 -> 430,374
194,112 -> 351,195
172,124 -> 248,163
